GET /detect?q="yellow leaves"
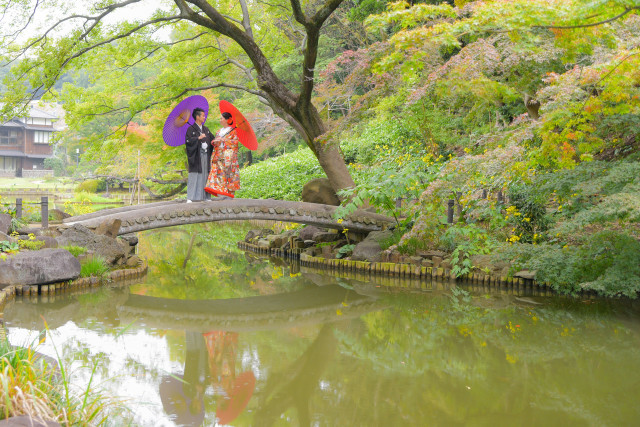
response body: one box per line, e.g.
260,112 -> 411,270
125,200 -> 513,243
458,325 -> 472,337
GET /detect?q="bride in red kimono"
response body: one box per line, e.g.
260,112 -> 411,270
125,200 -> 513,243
205,112 -> 241,198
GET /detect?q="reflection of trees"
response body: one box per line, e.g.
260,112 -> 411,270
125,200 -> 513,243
254,324 -> 337,427
327,293 -> 640,425
135,223 -> 308,301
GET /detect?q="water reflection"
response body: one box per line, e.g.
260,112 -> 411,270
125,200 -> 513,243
160,331 -> 256,426
3,223 -> 640,426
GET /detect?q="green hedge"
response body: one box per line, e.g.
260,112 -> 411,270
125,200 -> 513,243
237,148 -> 326,201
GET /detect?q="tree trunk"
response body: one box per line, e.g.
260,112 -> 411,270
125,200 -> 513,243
272,98 -> 355,193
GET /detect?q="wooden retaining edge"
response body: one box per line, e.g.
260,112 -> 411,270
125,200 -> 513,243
0,259 -> 149,310
237,241 -> 562,295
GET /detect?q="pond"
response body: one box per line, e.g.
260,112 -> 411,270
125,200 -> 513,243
4,223 -> 640,426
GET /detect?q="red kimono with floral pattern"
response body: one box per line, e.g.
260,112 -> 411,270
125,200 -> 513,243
205,127 -> 240,197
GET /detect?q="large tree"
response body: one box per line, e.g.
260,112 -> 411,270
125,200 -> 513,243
0,0 -> 356,191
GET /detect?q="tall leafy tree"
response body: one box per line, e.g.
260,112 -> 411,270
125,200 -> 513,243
0,0 -> 357,191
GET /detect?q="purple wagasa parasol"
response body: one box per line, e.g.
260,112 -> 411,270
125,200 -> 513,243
162,95 -> 209,146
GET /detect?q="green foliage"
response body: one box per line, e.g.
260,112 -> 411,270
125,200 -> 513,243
17,239 -> 45,251
71,192 -> 116,204
336,154 -> 438,223
74,179 -> 106,193
505,185 -> 550,243
440,224 -> 492,277
499,230 -> 640,298
336,244 -> 356,259
62,245 -> 87,258
0,240 -> 19,253
80,256 -> 110,278
43,157 -> 66,177
237,148 -> 326,200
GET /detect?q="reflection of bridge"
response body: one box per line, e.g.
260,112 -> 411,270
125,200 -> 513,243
118,285 -> 380,331
62,199 -> 393,235
5,285 -> 382,332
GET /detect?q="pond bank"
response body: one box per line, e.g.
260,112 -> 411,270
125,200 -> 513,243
0,258 -> 147,311
237,240 -> 597,298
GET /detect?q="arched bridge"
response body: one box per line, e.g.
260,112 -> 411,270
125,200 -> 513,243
62,199 -> 394,235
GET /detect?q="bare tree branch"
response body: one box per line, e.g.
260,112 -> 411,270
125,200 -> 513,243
239,0 -> 254,38
3,0 -> 40,44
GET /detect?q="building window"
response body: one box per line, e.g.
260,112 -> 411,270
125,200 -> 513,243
0,129 -> 19,145
0,157 -> 17,171
34,131 -> 52,144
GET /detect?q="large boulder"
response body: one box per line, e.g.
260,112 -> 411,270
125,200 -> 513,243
298,225 -> 322,241
56,224 -> 127,265
301,178 -> 340,206
0,249 -> 80,288
0,231 -> 16,243
351,229 -> 393,262
312,231 -> 343,243
94,218 -> 121,238
0,213 -> 11,234
244,229 -> 274,243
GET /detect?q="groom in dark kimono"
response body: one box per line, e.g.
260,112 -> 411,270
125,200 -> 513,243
185,107 -> 214,202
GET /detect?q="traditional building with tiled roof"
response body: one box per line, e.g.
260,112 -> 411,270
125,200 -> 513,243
0,102 -> 60,177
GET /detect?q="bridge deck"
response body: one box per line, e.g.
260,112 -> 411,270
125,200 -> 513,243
63,198 -> 394,235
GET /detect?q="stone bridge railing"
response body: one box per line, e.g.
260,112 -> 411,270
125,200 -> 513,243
63,199 -> 394,235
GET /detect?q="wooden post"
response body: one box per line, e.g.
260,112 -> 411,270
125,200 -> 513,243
497,190 -> 503,204
447,199 -> 454,224
41,196 -> 48,229
481,189 -> 487,199
16,198 -> 22,219
137,150 -> 141,205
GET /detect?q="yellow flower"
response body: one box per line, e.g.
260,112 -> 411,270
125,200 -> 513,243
337,218 -> 344,224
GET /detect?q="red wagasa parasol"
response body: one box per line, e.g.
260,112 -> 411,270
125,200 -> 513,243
216,371 -> 256,425
219,100 -> 258,150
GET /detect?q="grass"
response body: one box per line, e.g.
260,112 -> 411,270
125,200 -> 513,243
62,245 -> 87,258
0,331 -> 128,425
80,256 -> 110,278
71,192 -> 117,204
0,177 -> 73,190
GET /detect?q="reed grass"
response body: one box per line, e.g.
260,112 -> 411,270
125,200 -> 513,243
0,330 -> 129,425
80,256 -> 109,278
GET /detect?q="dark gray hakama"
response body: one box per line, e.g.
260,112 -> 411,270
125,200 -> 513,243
186,147 -> 211,201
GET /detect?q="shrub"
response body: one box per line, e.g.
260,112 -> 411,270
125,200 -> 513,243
237,148 -> 326,200
17,239 -> 45,251
62,245 -> 87,258
74,179 -> 106,193
44,157 -> 66,176
80,256 -> 110,278
505,185 -> 550,243
498,231 -> 640,298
